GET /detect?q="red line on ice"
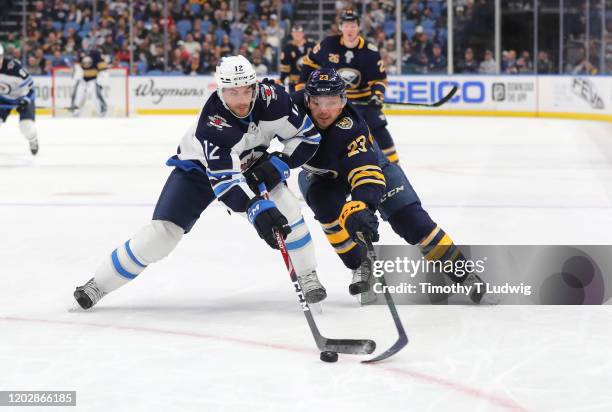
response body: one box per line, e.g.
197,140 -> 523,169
1,316 -> 528,411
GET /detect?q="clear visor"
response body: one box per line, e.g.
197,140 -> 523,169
307,94 -> 346,109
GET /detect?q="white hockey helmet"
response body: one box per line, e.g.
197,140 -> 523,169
215,55 -> 258,118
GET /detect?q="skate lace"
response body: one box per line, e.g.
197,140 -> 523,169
82,279 -> 106,304
299,270 -> 322,292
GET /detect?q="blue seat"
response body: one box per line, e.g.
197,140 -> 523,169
64,22 -> 80,35
147,70 -> 164,75
82,21 -> 93,32
177,19 -> 192,39
401,20 -> 415,32
383,20 -> 396,37
404,28 -> 415,39
200,20 -> 212,34
52,21 -> 63,31
246,1 -> 257,14
429,2 -> 442,16
421,19 -> 435,30
281,3 -> 293,19
191,4 -> 202,14
214,28 -> 227,45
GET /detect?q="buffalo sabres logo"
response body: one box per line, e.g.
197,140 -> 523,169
259,83 -> 277,107
336,117 -> 353,130
337,68 -> 361,90
208,115 -> 231,130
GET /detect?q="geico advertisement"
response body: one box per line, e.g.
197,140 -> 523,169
385,76 -> 537,111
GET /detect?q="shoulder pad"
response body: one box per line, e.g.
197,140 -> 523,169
367,43 -> 378,52
335,116 -> 354,130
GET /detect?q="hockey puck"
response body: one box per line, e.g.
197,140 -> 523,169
320,351 -> 338,363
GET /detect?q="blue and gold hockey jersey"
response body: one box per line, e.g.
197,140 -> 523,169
294,91 -> 386,207
298,35 -> 387,102
171,83 -> 321,213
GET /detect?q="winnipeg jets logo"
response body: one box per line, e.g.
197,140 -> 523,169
0,82 -> 11,95
259,83 -> 277,107
344,50 -> 354,64
208,115 -> 231,130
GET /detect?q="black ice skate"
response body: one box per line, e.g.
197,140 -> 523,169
349,263 -> 372,295
297,270 -> 327,304
73,278 -> 106,309
28,137 -> 38,155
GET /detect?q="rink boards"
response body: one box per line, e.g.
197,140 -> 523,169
30,74 -> 612,122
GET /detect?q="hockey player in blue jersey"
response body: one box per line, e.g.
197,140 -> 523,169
0,44 -> 39,155
73,55 -> 327,309
298,9 -> 399,164
295,68 -> 493,304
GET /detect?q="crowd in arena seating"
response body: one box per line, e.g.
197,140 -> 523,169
0,0 -> 607,75
1,0 -> 291,75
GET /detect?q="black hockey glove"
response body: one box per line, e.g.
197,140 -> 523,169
247,196 -> 292,249
260,77 -> 280,86
339,200 -> 380,244
368,93 -> 384,108
16,97 -> 30,113
245,153 -> 290,193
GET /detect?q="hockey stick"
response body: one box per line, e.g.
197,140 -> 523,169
259,183 -> 376,355
353,85 -> 459,109
358,234 -> 409,363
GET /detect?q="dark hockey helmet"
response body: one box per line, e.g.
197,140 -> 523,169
305,68 -> 346,98
340,9 -> 360,24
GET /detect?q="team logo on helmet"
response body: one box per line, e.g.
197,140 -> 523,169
208,115 -> 231,130
336,68 -> 361,89
336,117 -> 353,130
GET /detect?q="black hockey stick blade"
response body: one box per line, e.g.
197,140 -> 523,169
318,335 -> 376,355
358,235 -> 409,363
258,183 -> 377,357
303,304 -> 376,354
383,85 -> 459,108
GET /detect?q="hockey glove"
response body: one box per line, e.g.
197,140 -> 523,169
17,97 -> 30,113
368,93 -> 384,107
247,196 -> 292,249
245,153 -> 290,193
339,200 -> 380,244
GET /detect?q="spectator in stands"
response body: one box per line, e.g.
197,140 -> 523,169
457,47 -> 478,73
401,40 -> 417,73
536,51 -> 554,74
428,43 -> 447,73
502,49 -> 517,73
520,51 -> 533,72
184,51 -> 205,75
414,52 -> 429,74
412,26 -> 432,57
26,55 -> 44,75
478,49 -> 496,73
50,49 -> 70,67
573,57 -> 598,75
183,33 -> 201,56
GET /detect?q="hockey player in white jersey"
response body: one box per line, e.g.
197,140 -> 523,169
70,49 -> 108,117
0,44 -> 39,155
74,55 -> 326,309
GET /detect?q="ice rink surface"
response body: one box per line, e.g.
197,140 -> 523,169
1,114 -> 611,411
